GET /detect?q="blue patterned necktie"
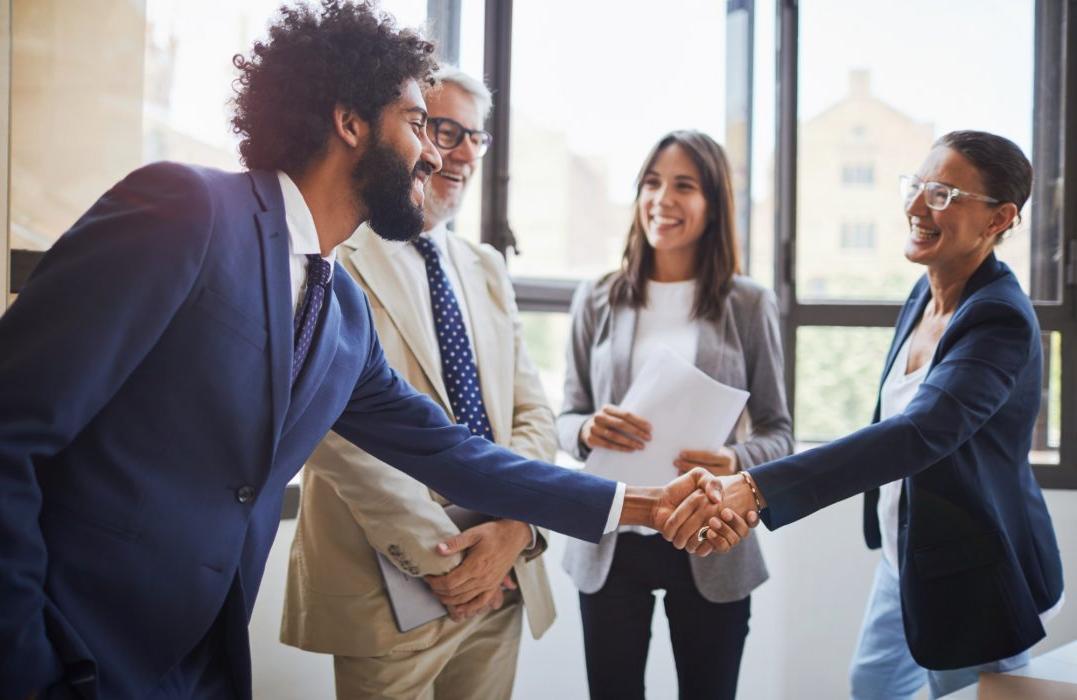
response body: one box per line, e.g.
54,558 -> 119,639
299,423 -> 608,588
292,254 -> 332,383
412,236 -> 494,441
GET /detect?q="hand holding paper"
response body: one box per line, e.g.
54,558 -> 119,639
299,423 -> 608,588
581,405 -> 652,453
599,347 -> 759,554
584,346 -> 749,487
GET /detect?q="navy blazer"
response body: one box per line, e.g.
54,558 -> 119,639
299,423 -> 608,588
750,254 -> 1063,670
0,162 -> 617,699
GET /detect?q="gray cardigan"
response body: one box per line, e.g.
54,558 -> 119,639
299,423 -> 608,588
558,274 -> 793,602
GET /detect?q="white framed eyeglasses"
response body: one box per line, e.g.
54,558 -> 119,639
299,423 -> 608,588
899,175 -> 1000,211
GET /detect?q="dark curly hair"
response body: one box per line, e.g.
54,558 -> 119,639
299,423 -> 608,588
230,0 -> 437,173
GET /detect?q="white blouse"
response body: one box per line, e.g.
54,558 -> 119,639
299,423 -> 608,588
630,279 -> 700,382
619,279 -> 701,536
877,333 -> 932,572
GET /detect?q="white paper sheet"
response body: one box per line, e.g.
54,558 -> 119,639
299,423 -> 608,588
584,346 -> 750,486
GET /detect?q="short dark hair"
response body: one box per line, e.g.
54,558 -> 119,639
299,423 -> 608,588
609,130 -> 741,322
230,0 -> 437,173
934,130 -> 1033,231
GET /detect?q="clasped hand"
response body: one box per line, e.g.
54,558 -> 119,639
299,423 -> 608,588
587,405 -> 760,554
650,469 -> 761,556
425,519 -> 531,621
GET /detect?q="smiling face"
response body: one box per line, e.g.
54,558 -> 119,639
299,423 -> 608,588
637,143 -> 710,256
355,79 -> 443,241
904,146 -> 1004,273
422,82 -> 484,229
378,79 -> 442,209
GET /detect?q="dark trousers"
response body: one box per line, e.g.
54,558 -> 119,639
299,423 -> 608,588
578,533 -> 751,700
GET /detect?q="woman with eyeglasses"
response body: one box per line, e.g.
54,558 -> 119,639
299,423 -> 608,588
557,130 -> 793,700
684,130 -> 1064,699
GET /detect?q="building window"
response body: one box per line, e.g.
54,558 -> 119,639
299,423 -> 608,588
840,163 -> 874,185
840,222 -> 876,251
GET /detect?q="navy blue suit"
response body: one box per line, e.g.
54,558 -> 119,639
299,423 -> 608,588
750,254 -> 1064,670
0,163 -> 617,699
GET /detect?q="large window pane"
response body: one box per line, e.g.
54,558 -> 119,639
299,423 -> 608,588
795,327 -> 893,442
794,0 -> 1041,302
12,0 -> 147,250
448,0 -> 485,245
144,0 -> 427,169
1036,331 -> 1062,466
14,0 -> 428,252
748,0 -> 776,289
506,1 -> 726,281
797,327 -> 1061,467
519,310 -> 571,415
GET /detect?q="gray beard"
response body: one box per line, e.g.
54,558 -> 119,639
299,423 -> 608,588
423,189 -> 458,230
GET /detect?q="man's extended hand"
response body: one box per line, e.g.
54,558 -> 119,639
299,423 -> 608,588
664,473 -> 762,554
426,519 -> 531,620
619,468 -> 757,556
699,473 -> 765,553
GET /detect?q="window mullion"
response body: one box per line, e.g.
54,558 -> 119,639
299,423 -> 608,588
775,0 -> 798,423
480,0 -> 513,255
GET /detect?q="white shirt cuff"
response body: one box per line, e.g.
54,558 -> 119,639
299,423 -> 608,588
603,481 -> 627,534
526,524 -> 539,551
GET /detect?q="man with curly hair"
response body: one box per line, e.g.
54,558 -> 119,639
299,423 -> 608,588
0,2 -> 745,699
281,67 -> 557,700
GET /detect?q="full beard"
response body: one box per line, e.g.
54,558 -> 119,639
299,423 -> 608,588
354,140 -> 428,242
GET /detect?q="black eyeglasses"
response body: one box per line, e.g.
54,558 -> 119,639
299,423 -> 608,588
427,117 -> 492,156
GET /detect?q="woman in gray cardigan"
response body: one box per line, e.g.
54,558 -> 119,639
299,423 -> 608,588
558,131 -> 793,700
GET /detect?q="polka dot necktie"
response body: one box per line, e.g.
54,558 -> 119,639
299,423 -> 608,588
412,236 -> 494,441
292,254 -> 332,383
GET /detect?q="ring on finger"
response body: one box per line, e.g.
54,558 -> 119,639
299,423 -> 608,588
696,525 -> 710,543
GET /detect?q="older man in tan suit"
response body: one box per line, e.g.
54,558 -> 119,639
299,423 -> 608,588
280,67 -> 556,699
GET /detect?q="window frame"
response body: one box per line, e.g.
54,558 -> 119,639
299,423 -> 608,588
479,0 -> 1077,489
5,0 -> 1076,489
771,0 -> 1077,489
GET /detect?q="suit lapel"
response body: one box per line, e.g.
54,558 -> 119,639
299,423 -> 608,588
449,237 -> 511,443
609,303 -> 637,405
249,171 -> 292,449
347,231 -> 453,410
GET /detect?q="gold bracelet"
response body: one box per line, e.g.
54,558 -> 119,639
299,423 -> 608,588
740,471 -> 763,511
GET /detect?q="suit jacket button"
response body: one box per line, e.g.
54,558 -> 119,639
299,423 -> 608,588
236,485 -> 255,504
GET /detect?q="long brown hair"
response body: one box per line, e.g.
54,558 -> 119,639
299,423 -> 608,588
608,130 -> 741,321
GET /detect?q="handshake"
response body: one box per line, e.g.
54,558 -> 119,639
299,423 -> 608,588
623,468 -> 766,556
423,467 -> 766,623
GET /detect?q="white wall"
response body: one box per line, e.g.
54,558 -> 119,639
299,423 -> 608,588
251,490 -> 1077,699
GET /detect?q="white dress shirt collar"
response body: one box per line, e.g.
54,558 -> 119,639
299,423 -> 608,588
420,221 -> 451,254
277,171 -> 337,313
276,171 -> 337,264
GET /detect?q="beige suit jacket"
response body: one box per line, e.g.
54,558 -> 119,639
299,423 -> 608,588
281,226 -> 557,658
